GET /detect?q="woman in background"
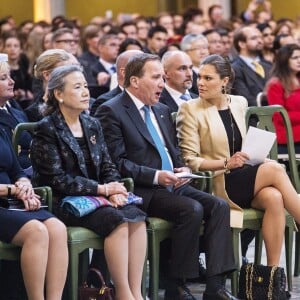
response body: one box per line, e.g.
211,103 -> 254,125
266,43 -> 300,154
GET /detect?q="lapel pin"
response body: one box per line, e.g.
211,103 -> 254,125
90,135 -> 96,144
160,115 -> 164,118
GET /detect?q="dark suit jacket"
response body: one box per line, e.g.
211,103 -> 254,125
95,91 -> 185,209
159,88 -> 198,113
31,110 -> 120,201
90,86 -> 122,116
78,51 -> 99,91
231,56 -> 271,106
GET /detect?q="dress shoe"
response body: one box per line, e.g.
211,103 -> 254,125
164,283 -> 197,300
203,287 -> 241,300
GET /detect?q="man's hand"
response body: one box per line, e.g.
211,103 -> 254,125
97,72 -> 111,86
173,167 -> 192,189
157,171 -> 178,188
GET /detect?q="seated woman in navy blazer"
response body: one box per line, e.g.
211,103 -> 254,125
0,54 -> 68,300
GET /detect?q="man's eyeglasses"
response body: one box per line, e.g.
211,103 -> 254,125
55,39 -> 79,44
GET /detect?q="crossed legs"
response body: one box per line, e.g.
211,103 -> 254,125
252,161 -> 300,266
104,221 -> 146,300
11,217 -> 68,300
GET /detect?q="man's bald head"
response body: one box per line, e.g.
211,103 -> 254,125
116,49 -> 143,85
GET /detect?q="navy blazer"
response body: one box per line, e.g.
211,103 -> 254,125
31,111 -> 120,200
231,56 -> 271,106
95,91 -> 185,209
0,103 -> 31,168
90,86 -> 122,116
159,88 -> 198,113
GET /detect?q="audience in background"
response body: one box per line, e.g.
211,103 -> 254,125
180,33 -> 209,95
2,33 -> 33,109
144,25 -> 168,55
231,26 -> 271,107
266,43 -> 300,154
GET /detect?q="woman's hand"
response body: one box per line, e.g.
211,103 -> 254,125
227,151 -> 249,170
108,193 -> 128,208
14,181 -> 41,210
101,181 -> 128,197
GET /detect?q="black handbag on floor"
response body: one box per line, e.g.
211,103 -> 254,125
79,268 -> 114,300
238,263 -> 287,300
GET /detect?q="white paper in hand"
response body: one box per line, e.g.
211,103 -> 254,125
241,126 -> 276,166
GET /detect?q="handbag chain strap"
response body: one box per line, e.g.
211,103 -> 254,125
267,266 -> 277,300
246,264 -> 277,300
246,263 -> 253,300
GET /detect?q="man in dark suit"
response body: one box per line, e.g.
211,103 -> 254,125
231,26 -> 271,106
160,50 -> 198,113
88,34 -> 119,98
90,49 -> 142,116
95,53 -> 238,300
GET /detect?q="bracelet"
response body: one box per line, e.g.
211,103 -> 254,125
104,184 -> 108,197
224,158 -> 230,174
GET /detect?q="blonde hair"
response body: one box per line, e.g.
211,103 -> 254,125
34,49 -> 70,80
0,61 -> 10,73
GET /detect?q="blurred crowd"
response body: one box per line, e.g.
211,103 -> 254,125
0,0 -> 300,108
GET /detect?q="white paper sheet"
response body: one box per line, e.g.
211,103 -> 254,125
241,126 -> 276,166
175,172 -> 211,179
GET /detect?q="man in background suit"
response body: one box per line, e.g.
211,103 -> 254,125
231,26 -> 271,106
95,53 -> 238,300
90,49 -> 142,116
160,50 -> 198,113
88,34 -> 119,98
180,34 -> 209,96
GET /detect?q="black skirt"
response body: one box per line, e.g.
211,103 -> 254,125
55,204 -> 146,238
224,164 -> 260,208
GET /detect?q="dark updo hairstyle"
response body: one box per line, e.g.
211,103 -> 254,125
43,64 -> 83,116
200,54 -> 235,93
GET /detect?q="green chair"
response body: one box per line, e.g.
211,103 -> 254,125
146,172 -> 211,300
242,105 -> 297,292
12,123 -> 142,300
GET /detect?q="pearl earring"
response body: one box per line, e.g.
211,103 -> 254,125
58,99 -> 64,104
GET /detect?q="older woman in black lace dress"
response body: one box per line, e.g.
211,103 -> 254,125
31,64 -> 146,300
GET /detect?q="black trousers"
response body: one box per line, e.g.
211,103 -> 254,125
146,184 -> 236,279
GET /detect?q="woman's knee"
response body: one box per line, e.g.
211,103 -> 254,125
260,189 -> 285,213
15,220 -> 49,246
45,218 -> 67,242
260,161 -> 286,177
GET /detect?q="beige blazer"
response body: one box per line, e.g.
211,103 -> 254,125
176,95 -> 248,228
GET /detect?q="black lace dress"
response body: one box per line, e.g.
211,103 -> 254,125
56,136 -> 146,238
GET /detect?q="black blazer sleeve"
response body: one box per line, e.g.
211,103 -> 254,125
31,114 -> 120,197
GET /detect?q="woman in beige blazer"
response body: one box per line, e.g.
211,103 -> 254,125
177,54 -> 300,267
